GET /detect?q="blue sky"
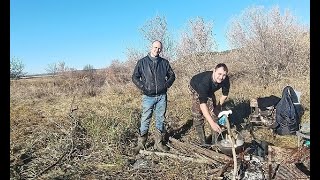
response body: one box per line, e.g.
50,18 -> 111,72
10,0 -> 310,75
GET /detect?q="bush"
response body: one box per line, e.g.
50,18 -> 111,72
226,6 -> 310,85
10,57 -> 26,79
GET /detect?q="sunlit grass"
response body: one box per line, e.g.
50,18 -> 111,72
10,61 -> 310,179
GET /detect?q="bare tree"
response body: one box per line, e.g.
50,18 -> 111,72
56,61 -> 68,73
139,14 -> 174,61
10,57 -> 26,79
83,64 -> 94,71
45,63 -> 58,76
175,17 -> 217,78
82,64 -> 96,79
226,5 -> 310,85
46,61 -> 75,76
125,47 -> 145,71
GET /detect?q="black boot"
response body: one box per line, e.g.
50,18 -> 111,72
195,125 -> 211,147
133,133 -> 148,154
154,130 -> 169,152
211,129 -> 218,145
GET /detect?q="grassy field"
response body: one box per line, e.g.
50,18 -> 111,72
10,55 -> 310,179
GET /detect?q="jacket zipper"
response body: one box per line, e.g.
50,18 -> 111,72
154,60 -> 158,95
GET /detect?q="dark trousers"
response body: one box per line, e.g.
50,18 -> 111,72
189,85 -> 218,144
189,85 -> 217,126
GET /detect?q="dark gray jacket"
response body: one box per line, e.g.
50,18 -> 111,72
132,55 -> 175,96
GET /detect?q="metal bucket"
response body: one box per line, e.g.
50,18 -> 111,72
216,129 -> 244,156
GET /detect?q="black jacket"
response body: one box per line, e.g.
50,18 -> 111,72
273,86 -> 304,135
132,55 -> 175,96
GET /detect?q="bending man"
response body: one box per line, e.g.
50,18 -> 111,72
189,63 -> 230,146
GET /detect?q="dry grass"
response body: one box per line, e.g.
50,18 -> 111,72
10,52 -> 310,179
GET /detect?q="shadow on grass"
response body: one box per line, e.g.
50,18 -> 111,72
223,98 -> 251,130
165,119 -> 193,141
164,98 -> 252,142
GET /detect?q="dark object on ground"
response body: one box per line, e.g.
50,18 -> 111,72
272,86 -> 304,135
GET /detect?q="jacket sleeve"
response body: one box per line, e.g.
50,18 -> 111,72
165,63 -> 175,88
132,60 -> 145,91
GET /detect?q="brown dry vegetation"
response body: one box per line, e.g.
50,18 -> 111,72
10,58 -> 310,179
10,6 -> 309,180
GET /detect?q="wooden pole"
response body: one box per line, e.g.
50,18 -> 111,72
225,116 -> 237,180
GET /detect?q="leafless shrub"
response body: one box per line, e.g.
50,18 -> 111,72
76,65 -> 106,97
172,17 -> 218,92
139,14 -> 175,61
105,59 -> 132,87
125,47 -> 145,70
45,62 -> 58,77
46,61 -> 73,76
226,6 -> 310,85
63,70 -> 106,97
44,61 -> 106,97
10,57 -> 27,79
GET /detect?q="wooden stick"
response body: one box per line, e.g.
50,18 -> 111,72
225,116 -> 237,180
169,137 -> 232,163
33,149 -> 76,179
139,150 -> 215,165
268,145 -> 272,180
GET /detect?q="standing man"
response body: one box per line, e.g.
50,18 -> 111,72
189,63 -> 230,146
132,40 -> 176,154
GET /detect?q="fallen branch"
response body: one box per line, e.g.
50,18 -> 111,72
194,152 -> 219,165
169,137 -> 231,163
33,149 -> 76,179
268,145 -> 272,180
139,150 -> 216,165
33,99 -> 84,179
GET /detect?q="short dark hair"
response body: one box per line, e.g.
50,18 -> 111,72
215,63 -> 228,73
152,40 -> 162,46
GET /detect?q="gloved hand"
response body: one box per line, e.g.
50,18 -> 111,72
218,110 -> 232,118
217,110 -> 232,126
218,115 -> 227,126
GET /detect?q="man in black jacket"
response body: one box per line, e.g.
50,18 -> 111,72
189,63 -> 230,146
132,40 -> 175,154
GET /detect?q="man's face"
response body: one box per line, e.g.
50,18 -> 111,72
150,41 -> 162,57
213,67 -> 227,83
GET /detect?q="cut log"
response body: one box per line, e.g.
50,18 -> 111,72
169,137 -> 232,163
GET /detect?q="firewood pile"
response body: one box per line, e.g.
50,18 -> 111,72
138,137 -> 310,179
267,145 -> 310,179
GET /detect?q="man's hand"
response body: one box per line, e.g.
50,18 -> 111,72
210,122 -> 222,133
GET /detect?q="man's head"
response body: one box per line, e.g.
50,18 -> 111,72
213,63 -> 228,83
150,40 -> 162,57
